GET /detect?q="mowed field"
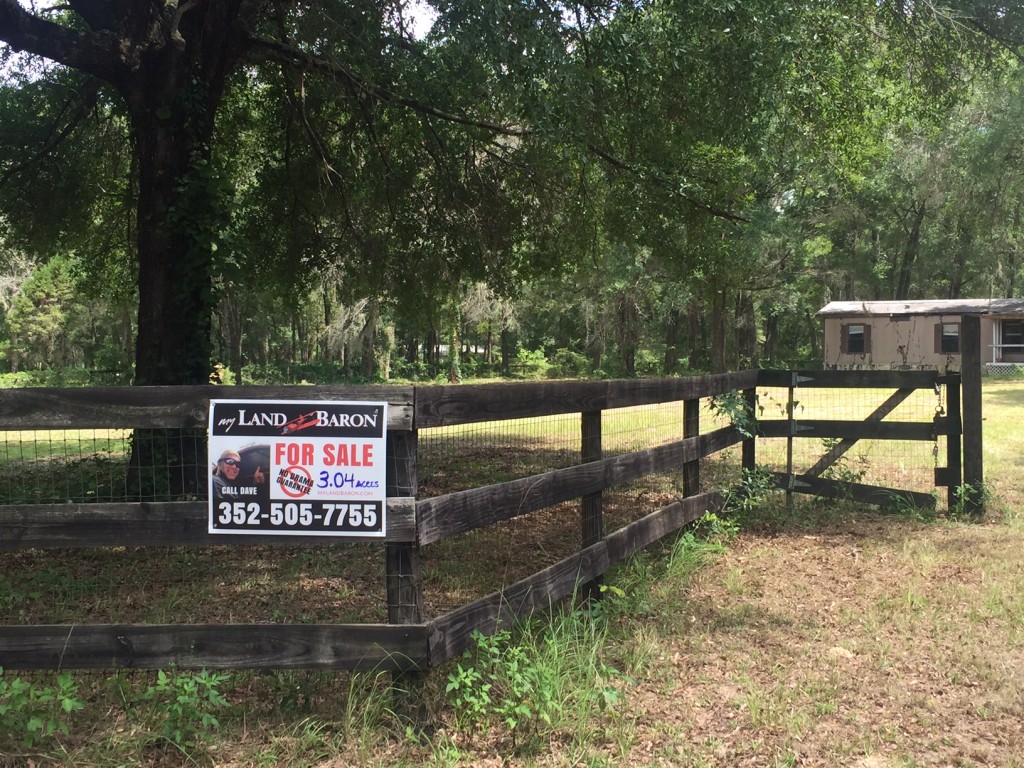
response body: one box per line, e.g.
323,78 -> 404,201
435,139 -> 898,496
0,379 -> 1022,767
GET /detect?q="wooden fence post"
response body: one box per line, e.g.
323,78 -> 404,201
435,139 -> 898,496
683,398 -> 700,497
384,428 -> 427,723
960,315 -> 984,515
580,410 -> 603,600
785,375 -> 797,508
385,429 -> 422,622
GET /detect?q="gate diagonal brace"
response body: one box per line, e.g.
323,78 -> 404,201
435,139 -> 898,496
803,387 -> 916,479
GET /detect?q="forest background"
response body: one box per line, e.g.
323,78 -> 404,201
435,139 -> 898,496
1,1 -> 1023,388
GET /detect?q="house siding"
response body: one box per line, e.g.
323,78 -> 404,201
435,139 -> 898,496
822,314 -> 1001,371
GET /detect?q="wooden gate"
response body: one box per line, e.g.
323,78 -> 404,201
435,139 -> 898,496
755,369 -> 964,512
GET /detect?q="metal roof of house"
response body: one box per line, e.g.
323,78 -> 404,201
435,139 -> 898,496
817,299 -> 1024,317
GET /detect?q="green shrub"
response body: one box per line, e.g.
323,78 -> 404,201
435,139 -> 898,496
548,348 -> 591,378
512,348 -> 551,379
710,389 -> 758,437
0,668 -> 85,748
633,348 -> 662,377
140,669 -> 230,748
446,617 -> 623,752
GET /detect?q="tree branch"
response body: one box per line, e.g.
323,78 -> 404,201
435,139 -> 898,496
962,18 -> 1024,63
246,33 -> 528,138
0,0 -> 123,82
246,33 -> 747,223
0,80 -> 101,189
584,143 -> 748,222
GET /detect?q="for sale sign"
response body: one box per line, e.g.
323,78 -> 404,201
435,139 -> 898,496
207,399 -> 388,537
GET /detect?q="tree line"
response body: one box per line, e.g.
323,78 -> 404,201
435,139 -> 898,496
0,1 -> 1022,385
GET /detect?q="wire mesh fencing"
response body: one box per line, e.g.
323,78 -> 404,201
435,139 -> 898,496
0,425 -> 393,626
753,382 -> 947,503
416,401 -> 727,616
0,428 -> 224,504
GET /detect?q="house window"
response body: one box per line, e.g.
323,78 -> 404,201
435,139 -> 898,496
1003,320 -> 1024,348
841,323 -> 870,354
935,322 -> 960,354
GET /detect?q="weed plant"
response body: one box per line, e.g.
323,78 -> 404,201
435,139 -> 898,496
137,669 -> 230,749
665,512 -> 740,582
443,603 -> 625,757
0,668 -> 85,750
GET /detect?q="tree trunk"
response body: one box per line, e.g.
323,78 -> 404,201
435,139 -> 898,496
322,280 -> 333,361
948,217 -> 970,299
664,307 -> 681,374
711,291 -> 727,373
448,300 -> 462,383
762,312 -> 779,366
126,59 -> 228,499
687,299 -> 703,370
362,297 -> 379,379
221,290 -> 244,385
378,322 -> 394,380
806,310 -> 821,360
426,328 -> 439,376
500,328 -> 514,375
405,333 -> 419,364
735,291 -> 757,369
616,292 -> 638,377
894,201 -> 927,300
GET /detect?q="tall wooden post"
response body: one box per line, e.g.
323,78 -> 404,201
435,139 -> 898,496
580,410 -> 603,600
384,428 -> 427,723
785,375 -> 796,508
385,430 -> 422,623
960,315 -> 984,515
683,398 -> 700,497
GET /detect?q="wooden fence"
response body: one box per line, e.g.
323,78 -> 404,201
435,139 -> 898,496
0,366 -> 979,674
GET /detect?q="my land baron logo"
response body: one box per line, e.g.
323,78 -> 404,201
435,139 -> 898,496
215,405 -> 382,437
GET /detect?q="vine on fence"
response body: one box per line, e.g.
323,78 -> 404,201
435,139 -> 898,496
710,389 -> 758,438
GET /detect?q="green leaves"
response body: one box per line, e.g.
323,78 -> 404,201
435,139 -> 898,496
140,668 -> 231,748
0,667 -> 85,748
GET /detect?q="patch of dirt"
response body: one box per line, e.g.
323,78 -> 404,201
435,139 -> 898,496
607,514 -> 1024,767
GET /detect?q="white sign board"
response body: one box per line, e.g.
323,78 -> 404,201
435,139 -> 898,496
208,399 -> 388,537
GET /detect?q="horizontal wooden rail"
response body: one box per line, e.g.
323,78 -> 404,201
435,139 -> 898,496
771,472 -> 936,509
0,497 -> 416,551
757,369 -> 940,389
0,385 -> 414,431
426,489 -> 726,664
417,427 -> 742,545
0,623 -> 428,671
757,419 -> 938,441
415,371 -> 759,428
427,544 -> 610,665
604,491 -> 724,564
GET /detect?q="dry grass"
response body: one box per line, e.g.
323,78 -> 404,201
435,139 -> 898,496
607,513 -> 1024,767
